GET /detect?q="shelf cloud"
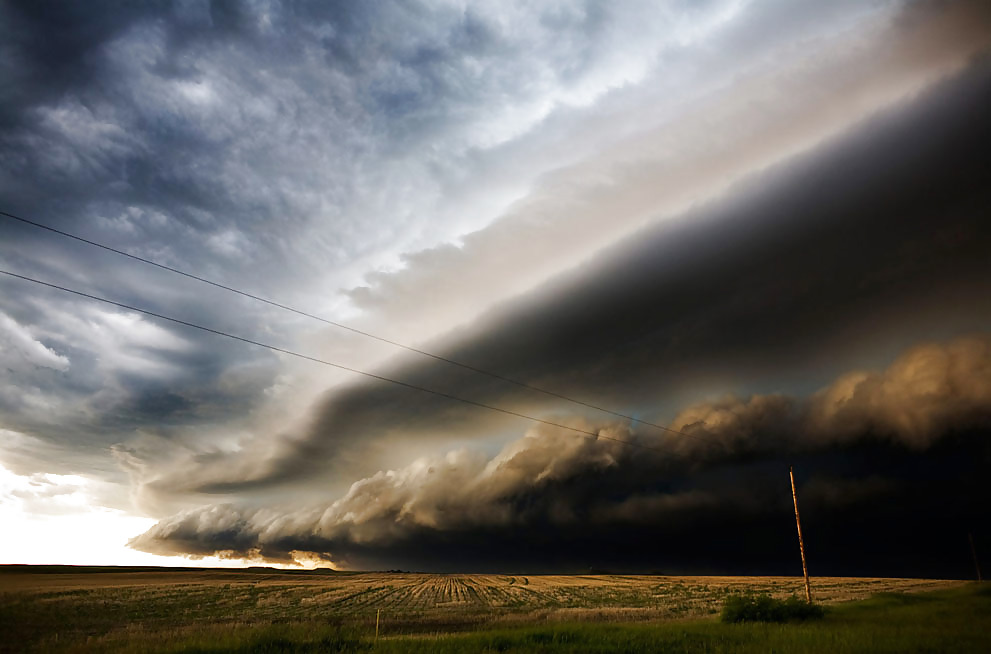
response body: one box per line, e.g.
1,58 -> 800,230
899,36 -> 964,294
1,0 -> 990,573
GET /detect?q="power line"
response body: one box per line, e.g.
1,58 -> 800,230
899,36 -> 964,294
0,209 -> 714,445
0,267 -> 701,454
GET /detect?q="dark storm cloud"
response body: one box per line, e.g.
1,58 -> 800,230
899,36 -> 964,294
138,54 -> 991,501
671,336 -> 991,451
0,0 -> 152,129
131,334 -> 991,576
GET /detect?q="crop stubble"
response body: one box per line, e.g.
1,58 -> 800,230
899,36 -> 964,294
0,567 -> 963,624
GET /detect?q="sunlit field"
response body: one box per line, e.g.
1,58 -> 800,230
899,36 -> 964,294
1,566 -> 983,652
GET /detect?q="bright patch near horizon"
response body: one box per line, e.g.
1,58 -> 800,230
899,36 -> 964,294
0,463 -> 243,567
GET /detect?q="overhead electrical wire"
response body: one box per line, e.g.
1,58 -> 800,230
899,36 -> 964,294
0,209 -> 715,447
0,267 -> 715,453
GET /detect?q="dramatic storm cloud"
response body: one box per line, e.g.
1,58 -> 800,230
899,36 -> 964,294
2,1 -> 990,573
131,335 -> 991,574
124,49 -> 991,510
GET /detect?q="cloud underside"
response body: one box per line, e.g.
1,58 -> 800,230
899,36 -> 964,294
131,334 -> 991,575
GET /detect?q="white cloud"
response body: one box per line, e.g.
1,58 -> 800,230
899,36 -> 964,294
0,313 -> 70,372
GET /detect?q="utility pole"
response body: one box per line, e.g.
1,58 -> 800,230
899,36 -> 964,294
969,532 -> 983,582
790,465 -> 813,604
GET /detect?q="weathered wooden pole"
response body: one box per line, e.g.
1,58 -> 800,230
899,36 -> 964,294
969,532 -> 983,582
790,465 -> 813,604
375,608 -> 381,641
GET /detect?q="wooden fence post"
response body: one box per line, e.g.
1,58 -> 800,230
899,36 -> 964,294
790,465 -> 813,604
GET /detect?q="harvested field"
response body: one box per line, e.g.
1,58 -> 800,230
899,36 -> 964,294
0,565 -> 968,652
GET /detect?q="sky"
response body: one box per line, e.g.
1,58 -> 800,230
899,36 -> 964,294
1,0 -> 990,577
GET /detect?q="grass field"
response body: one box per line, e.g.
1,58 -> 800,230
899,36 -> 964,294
0,566 -> 984,652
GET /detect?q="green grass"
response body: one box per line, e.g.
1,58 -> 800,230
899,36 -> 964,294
2,582 -> 987,652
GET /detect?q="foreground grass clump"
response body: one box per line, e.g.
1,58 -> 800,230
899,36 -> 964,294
720,592 -> 825,623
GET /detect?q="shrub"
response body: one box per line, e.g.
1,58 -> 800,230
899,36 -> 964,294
720,593 -> 825,623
